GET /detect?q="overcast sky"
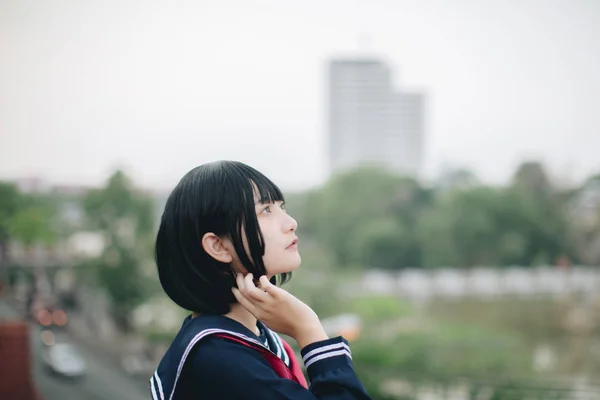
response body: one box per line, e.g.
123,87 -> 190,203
1,0 -> 599,191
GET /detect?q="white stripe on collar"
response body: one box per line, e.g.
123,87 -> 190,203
167,328 -> 276,400
273,331 -> 290,366
154,371 -> 165,400
150,376 -> 159,400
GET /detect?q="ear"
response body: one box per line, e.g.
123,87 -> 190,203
202,232 -> 234,263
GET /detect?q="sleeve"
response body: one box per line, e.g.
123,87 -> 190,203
191,336 -> 372,400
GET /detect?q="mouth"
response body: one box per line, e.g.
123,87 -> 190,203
286,238 -> 299,249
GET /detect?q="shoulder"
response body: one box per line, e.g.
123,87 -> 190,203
182,335 -> 370,399
186,335 -> 298,397
189,335 -> 276,379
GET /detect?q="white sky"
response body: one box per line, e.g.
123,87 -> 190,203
1,0 -> 599,191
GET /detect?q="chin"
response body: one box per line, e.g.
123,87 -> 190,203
288,257 -> 302,272
288,253 -> 302,271
267,254 -> 301,276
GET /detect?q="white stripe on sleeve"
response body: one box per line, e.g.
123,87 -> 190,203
304,349 -> 352,368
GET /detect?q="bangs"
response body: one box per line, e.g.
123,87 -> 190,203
248,168 -> 285,205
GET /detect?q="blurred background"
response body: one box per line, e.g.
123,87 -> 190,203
1,1 -> 600,399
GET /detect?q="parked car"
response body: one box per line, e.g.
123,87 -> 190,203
42,342 -> 87,380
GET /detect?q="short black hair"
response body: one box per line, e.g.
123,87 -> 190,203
155,160 -> 291,315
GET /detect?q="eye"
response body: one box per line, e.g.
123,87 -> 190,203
280,202 -> 287,212
261,205 -> 272,214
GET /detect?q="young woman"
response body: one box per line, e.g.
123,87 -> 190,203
151,161 -> 371,399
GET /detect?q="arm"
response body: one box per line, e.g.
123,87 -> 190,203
191,336 -> 371,400
229,273 -> 372,399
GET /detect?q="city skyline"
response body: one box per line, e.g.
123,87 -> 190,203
1,0 -> 599,191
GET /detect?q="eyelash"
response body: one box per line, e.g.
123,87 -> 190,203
261,202 -> 286,214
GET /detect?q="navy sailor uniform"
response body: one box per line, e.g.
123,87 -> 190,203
150,314 -> 371,399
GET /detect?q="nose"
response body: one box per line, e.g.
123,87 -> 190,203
284,213 -> 298,232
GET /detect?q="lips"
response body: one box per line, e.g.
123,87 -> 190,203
286,238 -> 298,249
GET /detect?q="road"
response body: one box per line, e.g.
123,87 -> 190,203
2,300 -> 151,400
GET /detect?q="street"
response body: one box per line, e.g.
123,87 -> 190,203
2,300 -> 151,400
32,325 -> 151,400
31,325 -> 151,400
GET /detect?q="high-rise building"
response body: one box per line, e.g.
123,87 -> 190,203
386,91 -> 425,177
327,58 -> 425,177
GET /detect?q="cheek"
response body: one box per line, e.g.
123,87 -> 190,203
257,220 -> 276,245
256,221 -> 273,246
261,233 -> 277,261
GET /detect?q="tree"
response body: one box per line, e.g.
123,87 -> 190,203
511,161 -> 551,196
418,187 -> 509,267
567,174 -> 600,265
0,182 -> 21,283
0,182 -> 21,241
296,166 -> 431,269
289,162 -> 579,269
82,170 -> 156,330
9,205 -> 57,247
435,167 -> 480,193
508,161 -> 570,265
416,162 -> 572,268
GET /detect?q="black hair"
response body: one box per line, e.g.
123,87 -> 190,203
155,160 -> 291,315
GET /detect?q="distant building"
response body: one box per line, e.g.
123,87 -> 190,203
386,92 -> 425,177
328,58 -> 426,177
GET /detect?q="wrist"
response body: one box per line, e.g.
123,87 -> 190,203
294,321 -> 328,349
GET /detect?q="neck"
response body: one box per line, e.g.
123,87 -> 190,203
192,304 -> 259,336
225,304 -> 259,335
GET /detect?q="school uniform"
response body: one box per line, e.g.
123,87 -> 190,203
150,314 -> 371,399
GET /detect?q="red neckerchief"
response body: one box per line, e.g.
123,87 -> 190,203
214,333 -> 308,388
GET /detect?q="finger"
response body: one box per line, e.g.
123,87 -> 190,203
243,273 -> 255,293
247,288 -> 268,302
236,273 -> 246,292
232,288 -> 259,316
244,272 -> 254,285
259,276 -> 282,299
244,273 -> 268,302
258,276 -> 273,291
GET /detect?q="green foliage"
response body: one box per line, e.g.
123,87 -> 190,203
83,171 -> 155,238
427,298 -> 564,343
350,317 -> 562,399
353,324 -> 531,380
294,161 -> 579,269
293,166 -> 431,269
0,182 -> 21,242
350,218 -> 415,270
2,158 -> 589,277
9,205 -> 57,246
81,170 -> 156,329
286,269 -> 346,319
350,296 -> 414,321
0,182 -> 66,247
418,187 -> 502,267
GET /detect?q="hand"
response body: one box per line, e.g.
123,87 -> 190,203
232,273 -> 328,348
